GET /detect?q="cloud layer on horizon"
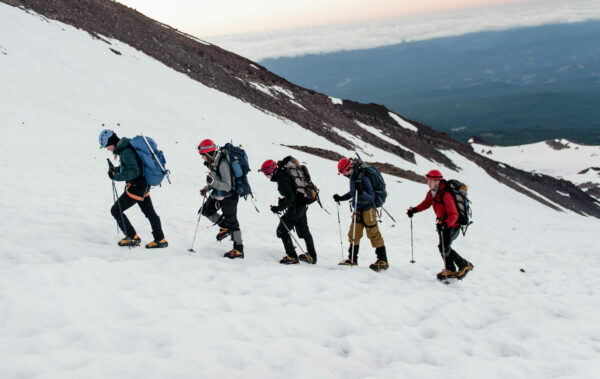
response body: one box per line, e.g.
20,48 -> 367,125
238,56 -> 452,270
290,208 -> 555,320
208,0 -> 600,61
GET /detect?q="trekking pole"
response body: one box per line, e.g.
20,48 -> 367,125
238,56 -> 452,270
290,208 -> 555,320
381,206 -> 396,223
410,218 -> 415,264
250,196 -> 260,213
111,177 -> 119,236
108,159 -> 130,249
336,202 -> 345,261
275,211 -> 306,256
111,180 -> 130,250
350,189 -> 358,266
439,228 -> 450,285
188,194 -> 207,253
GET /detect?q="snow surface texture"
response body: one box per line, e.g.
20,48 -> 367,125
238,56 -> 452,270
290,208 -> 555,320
1,4 -> 599,378
471,139 -> 600,191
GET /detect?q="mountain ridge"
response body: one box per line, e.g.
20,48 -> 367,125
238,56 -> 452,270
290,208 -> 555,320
3,0 -> 600,218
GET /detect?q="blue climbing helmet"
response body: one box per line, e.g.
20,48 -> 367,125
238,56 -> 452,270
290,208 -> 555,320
99,129 -> 114,149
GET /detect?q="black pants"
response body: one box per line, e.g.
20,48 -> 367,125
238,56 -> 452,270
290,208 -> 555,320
202,195 -> 243,251
438,226 -> 468,271
277,203 -> 316,259
111,192 -> 164,241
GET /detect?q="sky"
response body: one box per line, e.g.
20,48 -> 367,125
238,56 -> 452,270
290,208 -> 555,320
117,0 -> 600,61
118,0 -> 543,37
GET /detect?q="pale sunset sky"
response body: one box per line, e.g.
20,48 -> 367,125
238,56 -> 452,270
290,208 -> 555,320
117,0 -> 544,37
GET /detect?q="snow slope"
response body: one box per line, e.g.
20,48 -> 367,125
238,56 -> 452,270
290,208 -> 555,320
1,4 -> 599,378
471,139 -> 600,195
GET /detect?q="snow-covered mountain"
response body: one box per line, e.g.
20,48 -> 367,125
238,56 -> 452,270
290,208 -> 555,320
471,138 -> 600,199
1,1 -> 599,378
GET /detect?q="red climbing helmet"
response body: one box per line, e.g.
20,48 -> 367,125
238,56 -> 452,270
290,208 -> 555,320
337,158 -> 352,175
198,139 -> 217,155
426,169 -> 443,180
259,159 -> 277,175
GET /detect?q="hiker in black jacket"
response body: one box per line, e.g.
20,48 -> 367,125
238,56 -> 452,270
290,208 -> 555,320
99,129 -> 167,249
259,159 -> 317,265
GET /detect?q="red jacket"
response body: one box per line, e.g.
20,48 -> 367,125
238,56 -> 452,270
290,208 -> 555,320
415,181 -> 459,227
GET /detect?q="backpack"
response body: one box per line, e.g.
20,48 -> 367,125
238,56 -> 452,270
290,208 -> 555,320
356,161 -> 387,208
279,156 -> 319,205
221,143 -> 252,199
442,179 -> 473,234
129,135 -> 170,187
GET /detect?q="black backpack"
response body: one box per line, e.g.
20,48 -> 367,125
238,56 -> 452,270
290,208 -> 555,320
279,156 -> 319,205
442,179 -> 473,234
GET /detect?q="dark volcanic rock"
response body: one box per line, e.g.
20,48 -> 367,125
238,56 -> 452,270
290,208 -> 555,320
4,0 -> 600,218
283,145 -> 426,183
578,167 -> 600,175
468,135 -> 495,146
546,139 -> 571,150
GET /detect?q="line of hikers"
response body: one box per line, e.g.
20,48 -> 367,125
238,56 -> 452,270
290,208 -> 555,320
99,130 -> 474,280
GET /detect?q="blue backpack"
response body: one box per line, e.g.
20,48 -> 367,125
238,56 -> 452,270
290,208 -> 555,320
130,135 -> 170,187
355,153 -> 387,208
221,143 -> 252,199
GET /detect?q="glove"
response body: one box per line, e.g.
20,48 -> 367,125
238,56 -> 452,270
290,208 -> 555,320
436,220 -> 447,233
270,205 -> 280,214
333,194 -> 341,202
203,161 -> 210,168
108,168 -> 115,180
406,207 -> 416,218
206,174 -> 214,185
200,186 -> 209,197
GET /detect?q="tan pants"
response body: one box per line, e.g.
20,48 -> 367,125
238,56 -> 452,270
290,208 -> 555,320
348,207 -> 384,248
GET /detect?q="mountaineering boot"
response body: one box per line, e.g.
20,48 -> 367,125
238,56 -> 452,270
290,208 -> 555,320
339,245 -> 359,266
118,235 -> 141,247
299,253 -> 316,264
223,249 -> 244,259
145,239 -> 168,249
369,260 -> 389,272
456,262 -> 474,280
369,246 -> 389,272
216,227 -> 231,241
436,269 -> 458,280
280,255 -> 299,264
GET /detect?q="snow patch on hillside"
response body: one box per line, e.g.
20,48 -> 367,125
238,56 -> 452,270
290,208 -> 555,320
330,97 -> 343,105
389,112 -> 418,133
356,121 -> 399,146
470,140 -> 600,187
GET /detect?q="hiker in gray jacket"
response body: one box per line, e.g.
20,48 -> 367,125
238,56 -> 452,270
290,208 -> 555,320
197,139 -> 244,259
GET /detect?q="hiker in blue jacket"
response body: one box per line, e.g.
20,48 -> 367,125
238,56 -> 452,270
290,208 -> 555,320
333,158 -> 388,272
99,129 -> 167,249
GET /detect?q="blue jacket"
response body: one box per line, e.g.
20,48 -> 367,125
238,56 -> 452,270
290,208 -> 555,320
339,163 -> 375,211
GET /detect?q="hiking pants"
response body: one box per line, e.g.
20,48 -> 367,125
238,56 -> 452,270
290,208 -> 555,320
348,207 -> 384,248
438,226 -> 469,271
111,191 -> 164,241
277,203 -> 316,259
202,194 -> 243,250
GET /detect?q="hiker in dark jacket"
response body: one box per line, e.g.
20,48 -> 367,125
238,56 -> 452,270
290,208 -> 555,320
259,159 -> 317,265
333,158 -> 388,272
197,139 -> 244,259
99,129 -> 167,249
407,170 -> 473,280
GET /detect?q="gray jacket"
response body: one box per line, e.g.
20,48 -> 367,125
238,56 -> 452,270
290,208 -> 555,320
208,150 -> 234,198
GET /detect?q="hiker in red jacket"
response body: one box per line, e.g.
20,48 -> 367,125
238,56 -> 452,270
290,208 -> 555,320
406,170 -> 473,280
